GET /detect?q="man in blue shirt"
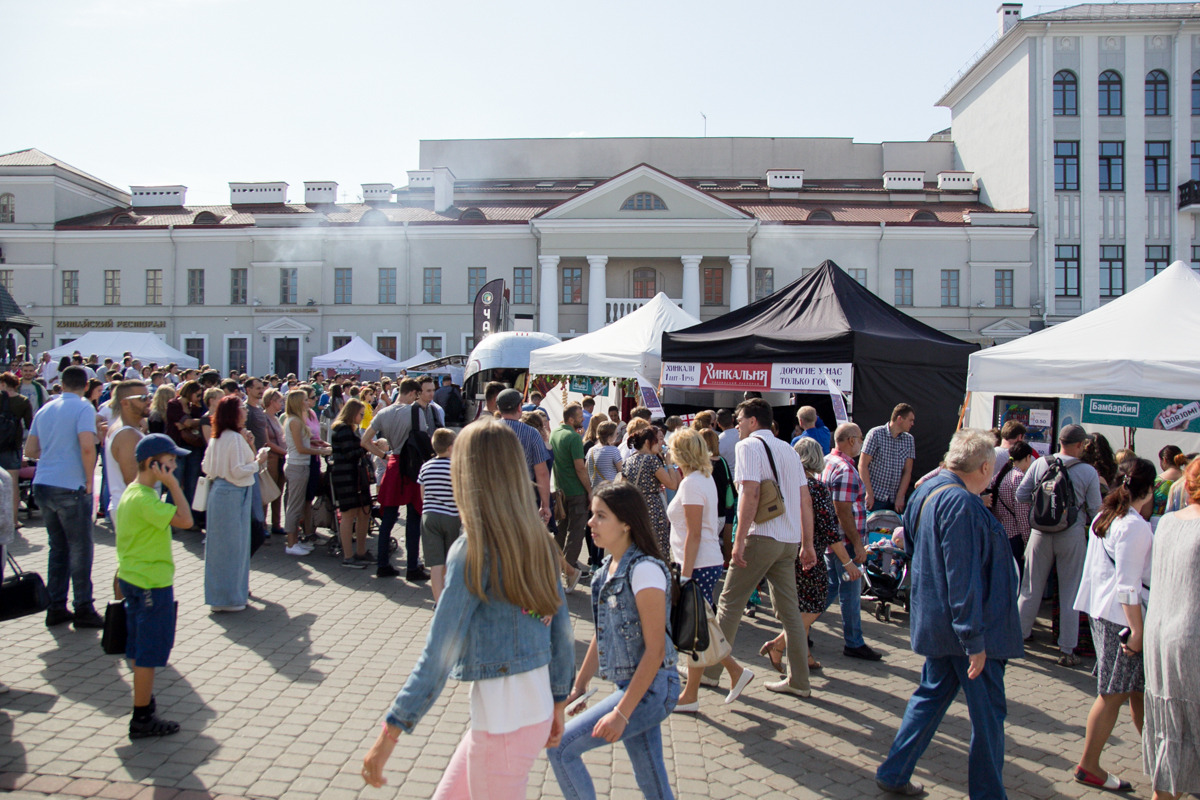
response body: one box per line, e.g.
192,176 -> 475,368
790,405 -> 831,455
875,428 -> 1023,799
25,365 -> 102,629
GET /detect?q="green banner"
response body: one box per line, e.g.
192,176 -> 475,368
568,376 -> 607,395
1082,394 -> 1200,433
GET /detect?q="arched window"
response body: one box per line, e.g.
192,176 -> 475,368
1146,69 -> 1169,116
807,209 -> 834,221
359,209 -> 389,225
193,211 -> 222,225
459,207 -> 487,221
1053,70 -> 1077,115
620,192 -> 667,211
109,213 -> 138,226
1099,70 -> 1123,116
911,210 -> 938,222
632,268 -> 657,298
0,194 -> 13,224
1193,70 -> 1200,115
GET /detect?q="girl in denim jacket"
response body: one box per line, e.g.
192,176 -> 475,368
550,482 -> 680,800
360,419 -> 575,799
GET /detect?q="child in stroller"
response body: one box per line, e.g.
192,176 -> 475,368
861,509 -> 911,623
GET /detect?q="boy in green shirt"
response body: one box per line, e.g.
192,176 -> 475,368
115,433 -> 192,739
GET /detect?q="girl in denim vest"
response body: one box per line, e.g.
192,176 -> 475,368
550,482 -> 680,800
360,419 -> 575,799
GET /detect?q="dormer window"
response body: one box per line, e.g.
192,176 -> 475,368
620,192 -> 667,211
0,194 -> 13,223
459,207 -> 487,221
110,213 -> 138,226
193,211 -> 222,225
360,209 -> 389,225
807,209 -> 834,221
911,210 -> 938,222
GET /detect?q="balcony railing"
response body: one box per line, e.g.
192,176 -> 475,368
1178,179 -> 1200,210
605,297 -> 682,324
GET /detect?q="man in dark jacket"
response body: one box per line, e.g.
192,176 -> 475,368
875,428 -> 1023,799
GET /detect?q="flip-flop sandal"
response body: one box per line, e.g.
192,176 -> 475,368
1073,767 -> 1133,792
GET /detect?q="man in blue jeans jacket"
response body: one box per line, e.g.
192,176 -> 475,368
876,429 -> 1023,798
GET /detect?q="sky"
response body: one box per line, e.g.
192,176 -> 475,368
3,0 -> 1081,204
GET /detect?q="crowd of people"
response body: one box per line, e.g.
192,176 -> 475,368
4,347 -> 1199,799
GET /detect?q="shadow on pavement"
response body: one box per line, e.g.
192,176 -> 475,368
209,596 -> 326,684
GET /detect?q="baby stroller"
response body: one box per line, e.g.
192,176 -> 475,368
860,509 -> 911,623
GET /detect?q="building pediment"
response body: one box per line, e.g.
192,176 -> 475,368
537,164 -> 751,222
256,316 -> 314,334
980,317 -> 1031,339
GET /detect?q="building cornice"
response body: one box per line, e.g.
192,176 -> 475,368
531,219 -> 758,236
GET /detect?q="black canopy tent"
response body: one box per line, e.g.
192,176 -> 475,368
660,260 -> 978,476
0,285 -> 35,362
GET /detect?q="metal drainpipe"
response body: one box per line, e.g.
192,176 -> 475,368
1041,24 -> 1052,326
168,224 -> 177,348
402,220 -> 411,357
876,221 -> 885,295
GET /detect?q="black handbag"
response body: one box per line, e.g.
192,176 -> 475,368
668,564 -> 710,654
101,602 -> 127,654
0,553 -> 50,622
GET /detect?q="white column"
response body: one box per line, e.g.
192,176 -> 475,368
586,255 -> 608,331
681,255 -> 702,318
729,254 -> 750,309
538,255 -> 560,335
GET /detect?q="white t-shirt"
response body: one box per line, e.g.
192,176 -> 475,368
629,559 -> 669,595
469,664 -> 553,735
667,471 -> 723,570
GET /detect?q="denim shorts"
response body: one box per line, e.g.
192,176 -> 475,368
118,580 -> 176,669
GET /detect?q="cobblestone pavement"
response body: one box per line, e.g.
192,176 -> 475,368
1,514 -> 1146,800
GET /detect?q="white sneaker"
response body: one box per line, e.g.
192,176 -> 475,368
292,541 -> 314,552
285,545 -> 310,556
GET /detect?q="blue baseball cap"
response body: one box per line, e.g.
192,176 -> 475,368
135,433 -> 189,462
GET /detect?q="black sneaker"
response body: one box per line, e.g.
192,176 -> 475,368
45,607 -> 74,627
406,567 -> 431,582
341,558 -> 366,569
843,644 -> 883,661
72,606 -> 105,629
376,564 -> 400,578
355,551 -> 375,563
129,714 -> 180,740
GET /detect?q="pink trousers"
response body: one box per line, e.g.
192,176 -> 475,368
432,716 -> 554,800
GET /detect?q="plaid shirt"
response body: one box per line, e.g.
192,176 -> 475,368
821,449 -> 865,541
861,423 -> 915,502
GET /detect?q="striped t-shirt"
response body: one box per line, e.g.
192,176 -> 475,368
417,457 -> 458,517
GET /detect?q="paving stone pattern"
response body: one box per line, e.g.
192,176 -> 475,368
1,517 -> 1145,799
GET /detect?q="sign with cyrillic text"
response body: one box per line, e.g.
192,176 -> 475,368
660,361 -> 852,393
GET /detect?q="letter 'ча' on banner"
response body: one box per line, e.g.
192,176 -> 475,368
825,373 -> 849,426
636,374 -> 665,420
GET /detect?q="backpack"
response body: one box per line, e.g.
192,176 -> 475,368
0,394 -> 19,451
398,404 -> 442,481
1028,456 -> 1079,534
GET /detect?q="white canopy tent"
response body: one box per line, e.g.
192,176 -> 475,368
527,293 -> 701,379
393,350 -> 438,372
48,332 -> 199,369
310,336 -> 403,372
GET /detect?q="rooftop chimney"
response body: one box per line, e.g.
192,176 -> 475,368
304,181 -> 338,205
130,185 -> 187,208
229,182 -> 288,205
765,170 -> 804,189
362,183 -> 394,203
406,167 -> 456,212
998,3 -> 1021,36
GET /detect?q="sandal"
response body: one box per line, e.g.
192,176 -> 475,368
759,642 -> 786,674
129,714 -> 181,740
808,658 -> 823,671
1073,766 -> 1133,792
1057,653 -> 1082,667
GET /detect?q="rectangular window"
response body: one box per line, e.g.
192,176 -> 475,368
0,270 -> 11,293
1099,141 -> 1124,191
230,268 -> 247,305
334,268 -> 352,304
62,270 -> 79,306
463,335 -> 476,352
1146,142 -> 1170,192
1193,245 -> 1200,270
145,269 -> 162,305
279,268 -> 297,305
994,269 -> 1014,307
375,336 -> 397,361
187,269 -> 205,305
940,269 -> 960,307
420,335 -> 444,358
1055,245 -> 1081,297
1054,141 -> 1079,191
423,268 -> 442,304
1193,142 -> 1200,182
227,337 -> 247,374
849,268 -> 867,286
1100,245 -> 1125,297
1146,245 -> 1170,280
754,267 -> 774,300
378,268 -> 396,304
1054,72 -> 1077,116
467,267 -> 487,302
184,337 -> 205,363
513,267 -> 533,304
894,269 -> 913,307
562,267 -> 583,304
331,335 -> 352,350
104,270 -> 121,305
703,267 -> 724,305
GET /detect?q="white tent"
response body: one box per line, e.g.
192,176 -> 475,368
48,331 -> 199,369
310,336 -> 403,372
393,350 -> 438,372
967,261 -> 1200,398
527,293 -> 701,379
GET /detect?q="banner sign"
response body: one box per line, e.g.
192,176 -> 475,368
1082,394 -> 1200,433
635,374 -> 665,420
472,278 -> 506,347
661,361 -> 852,393
824,373 -> 849,426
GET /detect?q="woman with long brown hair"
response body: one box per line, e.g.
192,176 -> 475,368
361,418 -> 573,798
329,398 -> 372,568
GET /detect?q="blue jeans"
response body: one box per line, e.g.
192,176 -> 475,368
37,484 -> 94,610
175,449 -> 203,508
378,505 -> 421,570
824,550 -> 864,648
877,656 -> 1008,799
98,448 -> 110,518
548,668 -> 679,800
